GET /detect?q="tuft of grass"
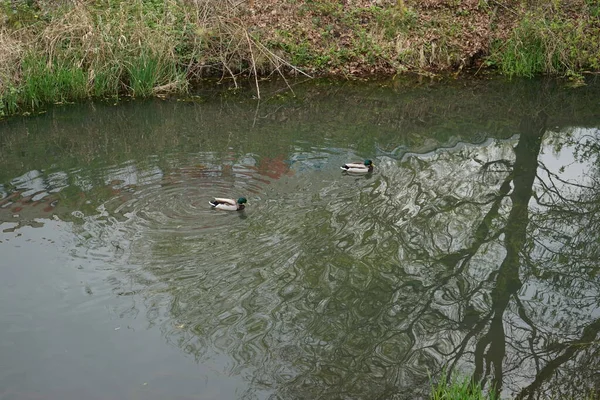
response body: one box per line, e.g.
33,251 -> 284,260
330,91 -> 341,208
20,54 -> 88,109
492,11 -> 600,78
91,65 -> 123,98
493,17 -> 553,77
126,52 -> 185,97
0,86 -> 19,118
430,373 -> 497,400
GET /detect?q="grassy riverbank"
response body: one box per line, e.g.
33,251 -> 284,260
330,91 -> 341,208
1,0 -> 599,116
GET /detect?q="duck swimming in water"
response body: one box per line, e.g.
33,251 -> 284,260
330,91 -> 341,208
209,197 -> 247,211
341,159 -> 374,174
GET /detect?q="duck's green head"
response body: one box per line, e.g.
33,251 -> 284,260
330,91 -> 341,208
237,197 -> 248,204
364,159 -> 374,167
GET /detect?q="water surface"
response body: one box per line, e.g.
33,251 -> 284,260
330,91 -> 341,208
1,78 -> 600,400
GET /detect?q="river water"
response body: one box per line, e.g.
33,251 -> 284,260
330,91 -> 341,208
1,78 -> 599,400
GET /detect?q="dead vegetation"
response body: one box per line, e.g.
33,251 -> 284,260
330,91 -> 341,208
0,0 -> 598,115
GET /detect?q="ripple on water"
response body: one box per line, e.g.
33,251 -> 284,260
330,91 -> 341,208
6,141 -> 524,398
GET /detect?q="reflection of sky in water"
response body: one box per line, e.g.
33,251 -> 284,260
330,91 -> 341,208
71,171 -> 94,192
539,128 -> 597,188
104,162 -> 165,188
524,130 -> 600,333
19,130 -> 595,207
240,155 -> 258,167
47,171 -> 69,193
8,170 -> 70,200
11,170 -> 46,197
401,136 -> 516,161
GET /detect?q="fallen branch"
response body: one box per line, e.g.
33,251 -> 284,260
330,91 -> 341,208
244,29 -> 260,98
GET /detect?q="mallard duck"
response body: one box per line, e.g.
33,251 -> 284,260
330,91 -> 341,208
209,197 -> 247,211
341,159 -> 374,174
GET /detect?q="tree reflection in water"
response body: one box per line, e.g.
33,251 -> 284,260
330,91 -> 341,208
140,125 -> 598,400
1,79 -> 599,400
112,118 -> 600,400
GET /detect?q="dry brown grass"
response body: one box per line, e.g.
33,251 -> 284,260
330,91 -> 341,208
0,28 -> 24,92
0,0 -> 598,116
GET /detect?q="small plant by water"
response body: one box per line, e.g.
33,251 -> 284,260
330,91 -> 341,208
430,373 -> 496,400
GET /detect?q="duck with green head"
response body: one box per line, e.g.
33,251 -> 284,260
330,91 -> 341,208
341,159 -> 374,174
209,197 -> 247,211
